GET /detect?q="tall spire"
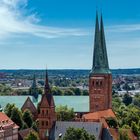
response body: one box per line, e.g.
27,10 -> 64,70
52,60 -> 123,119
100,14 -> 109,69
31,74 -> 38,102
91,12 -> 111,75
43,69 -> 54,106
92,11 -> 100,70
44,69 -> 51,94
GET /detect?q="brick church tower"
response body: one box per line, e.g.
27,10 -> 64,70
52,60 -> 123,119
38,70 -> 56,140
89,13 -> 112,112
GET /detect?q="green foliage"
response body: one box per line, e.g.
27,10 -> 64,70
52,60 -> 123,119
10,107 -> 23,129
63,127 -> 95,140
119,129 -> 130,140
73,88 -> 81,96
24,131 -> 40,140
32,121 -> 39,132
113,94 -> 140,138
131,121 -> 140,137
106,117 -> 118,128
4,103 -> 16,117
51,86 -> 64,95
22,109 -> 33,128
122,93 -> 132,106
56,105 -> 75,121
0,84 -> 13,95
133,94 -> 140,108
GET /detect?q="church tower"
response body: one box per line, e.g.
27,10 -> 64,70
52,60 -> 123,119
30,74 -> 39,102
38,70 -> 56,140
89,13 -> 112,112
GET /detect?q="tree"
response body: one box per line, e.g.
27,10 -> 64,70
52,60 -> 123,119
10,107 -> 23,129
64,89 -> 74,96
63,127 -> 95,140
32,121 -> 39,132
119,129 -> 130,140
4,103 -> 16,117
133,94 -> 140,108
131,121 -> 140,137
22,109 -> 33,128
56,105 -> 75,121
122,93 -> 132,106
106,117 -> 118,128
24,131 -> 40,140
74,88 -> 81,96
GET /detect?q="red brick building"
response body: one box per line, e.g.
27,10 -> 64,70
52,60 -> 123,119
89,13 -> 112,112
37,70 -> 56,140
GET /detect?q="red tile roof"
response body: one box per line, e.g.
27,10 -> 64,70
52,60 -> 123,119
83,109 -> 116,121
0,112 -> 19,129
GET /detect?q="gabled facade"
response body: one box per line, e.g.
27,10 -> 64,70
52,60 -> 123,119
21,97 -> 38,120
0,112 -> 19,140
38,70 -> 56,140
89,13 -> 112,112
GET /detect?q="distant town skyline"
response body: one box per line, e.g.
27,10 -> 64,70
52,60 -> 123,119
0,0 -> 140,69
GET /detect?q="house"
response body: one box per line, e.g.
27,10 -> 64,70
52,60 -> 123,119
0,112 -> 19,140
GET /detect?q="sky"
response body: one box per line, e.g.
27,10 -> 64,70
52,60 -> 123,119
0,0 -> 140,69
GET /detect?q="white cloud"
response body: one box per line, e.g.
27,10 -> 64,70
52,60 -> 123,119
107,24 -> 140,33
0,0 -> 87,39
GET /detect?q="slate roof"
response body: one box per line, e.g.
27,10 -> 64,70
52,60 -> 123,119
50,121 -> 102,140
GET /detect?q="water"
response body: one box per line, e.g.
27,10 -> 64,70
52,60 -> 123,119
0,96 -> 89,112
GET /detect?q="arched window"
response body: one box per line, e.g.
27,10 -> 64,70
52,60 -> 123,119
42,121 -> 44,126
46,110 -> 48,116
92,81 -> 94,86
46,121 -> 48,126
96,81 -> 99,86
42,110 -> 44,116
100,81 -> 102,86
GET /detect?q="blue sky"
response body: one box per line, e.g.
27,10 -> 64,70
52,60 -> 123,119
0,0 -> 140,69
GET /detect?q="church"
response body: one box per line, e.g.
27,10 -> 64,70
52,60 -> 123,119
21,13 -> 137,140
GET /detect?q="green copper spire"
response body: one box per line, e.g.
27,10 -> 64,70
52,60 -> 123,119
31,74 -> 38,102
90,13 -> 111,75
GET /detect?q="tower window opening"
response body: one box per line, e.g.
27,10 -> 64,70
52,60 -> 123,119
46,110 -> 48,116
100,81 -> 102,86
92,81 -> 94,86
42,121 -> 44,126
96,81 -> 99,86
42,110 -> 44,116
46,121 -> 48,126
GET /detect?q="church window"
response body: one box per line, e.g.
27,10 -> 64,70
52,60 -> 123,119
100,81 -> 102,86
95,104 -> 98,109
46,121 -> 48,126
92,81 -> 94,86
42,110 -> 44,116
96,81 -> 99,86
42,121 -> 44,126
46,110 -> 48,116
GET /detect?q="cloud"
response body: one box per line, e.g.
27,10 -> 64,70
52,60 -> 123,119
107,24 -> 140,33
0,0 -> 87,39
